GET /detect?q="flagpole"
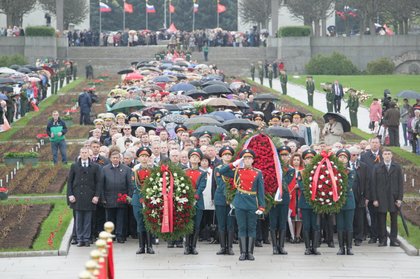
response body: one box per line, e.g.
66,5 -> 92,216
146,6 -> 148,30
217,0 -> 219,28
169,0 -> 172,25
192,4 -> 195,31
99,9 -> 102,38
123,0 -> 126,31
164,0 -> 167,29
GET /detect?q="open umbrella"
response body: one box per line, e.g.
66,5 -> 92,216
230,81 -> 245,91
169,83 -> 196,92
204,98 -> 236,108
209,111 -> 236,121
192,126 -> 228,137
189,80 -> 202,87
9,64 -> 20,70
163,104 -> 181,111
153,75 -> 176,83
17,67 -> 31,74
232,100 -> 250,109
0,93 -> 9,100
323,112 -> 351,133
0,78 -> 16,84
201,74 -> 223,81
174,60 -> 190,67
117,69 -> 134,75
184,116 -> 222,128
162,114 -> 187,124
199,114 -> 225,122
124,72 -> 144,81
108,99 -> 146,113
254,93 -> 280,102
201,80 -> 228,88
222,119 -> 259,131
265,127 -> 296,138
396,90 -> 420,99
203,84 -> 232,96
0,67 -> 17,74
130,123 -> 157,133
0,86 -> 13,93
186,89 -> 208,99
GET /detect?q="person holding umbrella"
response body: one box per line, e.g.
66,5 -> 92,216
279,70 -> 288,95
322,115 -> 344,145
306,76 -> 315,107
332,80 -> 344,113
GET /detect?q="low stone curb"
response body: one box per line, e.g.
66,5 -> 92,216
387,227 -> 419,256
58,218 -> 74,256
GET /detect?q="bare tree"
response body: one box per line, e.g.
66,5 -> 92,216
0,0 -> 37,27
38,0 -> 88,30
239,0 -> 272,29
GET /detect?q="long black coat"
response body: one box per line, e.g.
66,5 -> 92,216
360,150 -> 382,200
353,160 -> 369,207
101,163 -> 133,208
371,162 -> 403,213
67,160 -> 101,211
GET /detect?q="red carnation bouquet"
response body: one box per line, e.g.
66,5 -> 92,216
0,187 -> 8,200
117,193 -> 132,204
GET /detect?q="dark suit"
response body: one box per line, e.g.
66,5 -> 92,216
371,162 -> 403,244
331,83 -> 344,113
67,159 -> 101,244
351,160 -> 369,243
360,150 -> 382,242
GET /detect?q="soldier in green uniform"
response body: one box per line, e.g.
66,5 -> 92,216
65,63 -> 72,84
59,68 -> 65,89
268,146 -> 291,255
132,147 -> 155,254
214,146 -> 235,255
267,65 -> 274,89
154,52 -> 161,61
346,90 -> 359,127
219,149 -> 265,261
185,51 -> 192,62
306,75 -> 315,107
335,149 -> 356,256
72,62 -> 78,80
52,71 -> 59,94
326,86 -> 335,112
299,149 -> 321,255
257,61 -> 264,85
250,63 -> 255,81
279,70 -> 288,95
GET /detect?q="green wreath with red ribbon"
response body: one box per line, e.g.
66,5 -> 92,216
141,162 -> 196,240
302,151 -> 348,214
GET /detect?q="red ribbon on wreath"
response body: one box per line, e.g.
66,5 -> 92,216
311,151 -> 339,202
160,165 -> 174,233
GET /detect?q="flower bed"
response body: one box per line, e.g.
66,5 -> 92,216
141,163 -> 196,241
0,204 -> 52,250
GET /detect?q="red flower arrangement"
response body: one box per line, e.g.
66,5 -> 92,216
302,151 -> 348,214
36,133 -> 49,139
117,193 -> 132,204
0,187 -> 8,200
63,108 -> 78,113
141,162 -> 196,240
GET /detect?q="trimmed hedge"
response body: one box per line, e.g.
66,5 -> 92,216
366,58 -> 395,74
0,54 -> 27,67
305,52 -> 359,75
25,26 -> 56,37
277,26 -> 311,37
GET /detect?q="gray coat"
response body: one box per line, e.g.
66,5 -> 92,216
101,163 -> 133,208
371,162 -> 403,213
67,160 -> 102,211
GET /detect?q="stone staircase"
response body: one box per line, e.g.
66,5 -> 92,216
68,46 -> 276,76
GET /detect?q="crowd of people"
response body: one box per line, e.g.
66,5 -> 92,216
0,26 -> 25,37
57,57 -> 405,261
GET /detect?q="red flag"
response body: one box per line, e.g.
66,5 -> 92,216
124,2 -> 133,13
217,3 -> 226,13
169,3 -> 175,13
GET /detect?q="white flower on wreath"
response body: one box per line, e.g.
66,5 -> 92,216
149,177 -> 153,181
339,179 -> 343,183
318,185 -> 322,189
331,161 -> 334,165
325,180 -> 329,184
313,166 -> 317,170
173,173 -> 178,177
180,177 -> 184,181
156,173 -> 161,177
153,186 -> 158,190
178,197 -> 188,204
328,191 -> 333,195
321,192 -> 325,196
319,198 -> 324,201
338,173 -> 342,177
334,176 -> 338,181
309,177 -> 313,181
181,183 -> 185,187
326,199 -> 330,203
328,203 -> 332,206
320,175 -> 325,180
182,190 -> 186,194
311,170 -> 314,174
160,178 -> 163,182
185,186 -> 189,190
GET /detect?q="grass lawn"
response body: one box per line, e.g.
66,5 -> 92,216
290,75 -> 420,106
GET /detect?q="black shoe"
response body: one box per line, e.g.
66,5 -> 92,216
354,240 -> 362,246
176,242 -> 183,248
263,239 -> 270,245
84,243 -> 90,247
390,241 -> 400,247
247,237 -> 255,261
378,241 -> 387,247
328,241 -> 335,248
77,242 -> 85,247
167,243 -> 175,248
117,239 -> 125,243
368,238 -> 377,244
217,232 -> 226,255
239,237 -> 246,261
255,240 -> 263,247
278,230 -> 288,255
71,239 -> 78,245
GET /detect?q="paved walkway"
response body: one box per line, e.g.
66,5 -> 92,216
1,239 -> 419,279
257,77 -> 408,146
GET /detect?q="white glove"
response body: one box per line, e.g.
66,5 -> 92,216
232,158 -> 243,168
255,209 -> 264,215
230,203 -> 235,209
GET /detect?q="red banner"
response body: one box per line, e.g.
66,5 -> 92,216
311,151 -> 339,202
169,3 -> 175,13
161,165 -> 174,233
217,3 -> 226,13
124,2 -> 133,13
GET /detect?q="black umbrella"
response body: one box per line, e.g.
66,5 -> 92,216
0,78 -> 15,84
17,67 -> 31,74
398,207 -> 409,237
323,112 -> 351,133
186,89 -> 208,99
130,123 -> 157,134
254,93 -> 280,102
24,65 -> 38,71
201,80 -> 228,88
203,84 -> 232,95
189,80 -> 201,87
265,127 -> 296,138
396,90 -> 420,99
0,85 -> 14,93
9,64 -> 20,70
222,119 -> 259,131
117,69 -> 134,75
163,104 -> 180,111
232,100 -> 250,109
192,126 -> 228,137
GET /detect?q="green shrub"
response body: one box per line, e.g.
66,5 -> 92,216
366,58 -> 395,74
25,26 -> 56,37
277,26 -> 311,37
305,52 -> 359,75
0,54 -> 27,67
4,152 -> 39,158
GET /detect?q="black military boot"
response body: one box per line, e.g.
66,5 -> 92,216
184,235 -> 191,255
216,231 -> 226,255
346,232 -> 354,255
336,231 -> 345,255
278,230 -> 288,255
312,230 -> 321,255
136,232 -> 145,254
303,231 -> 311,255
227,231 -> 235,255
146,232 -> 155,254
270,230 -> 279,255
247,237 -> 255,261
239,237 -> 247,261
191,231 -> 199,255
